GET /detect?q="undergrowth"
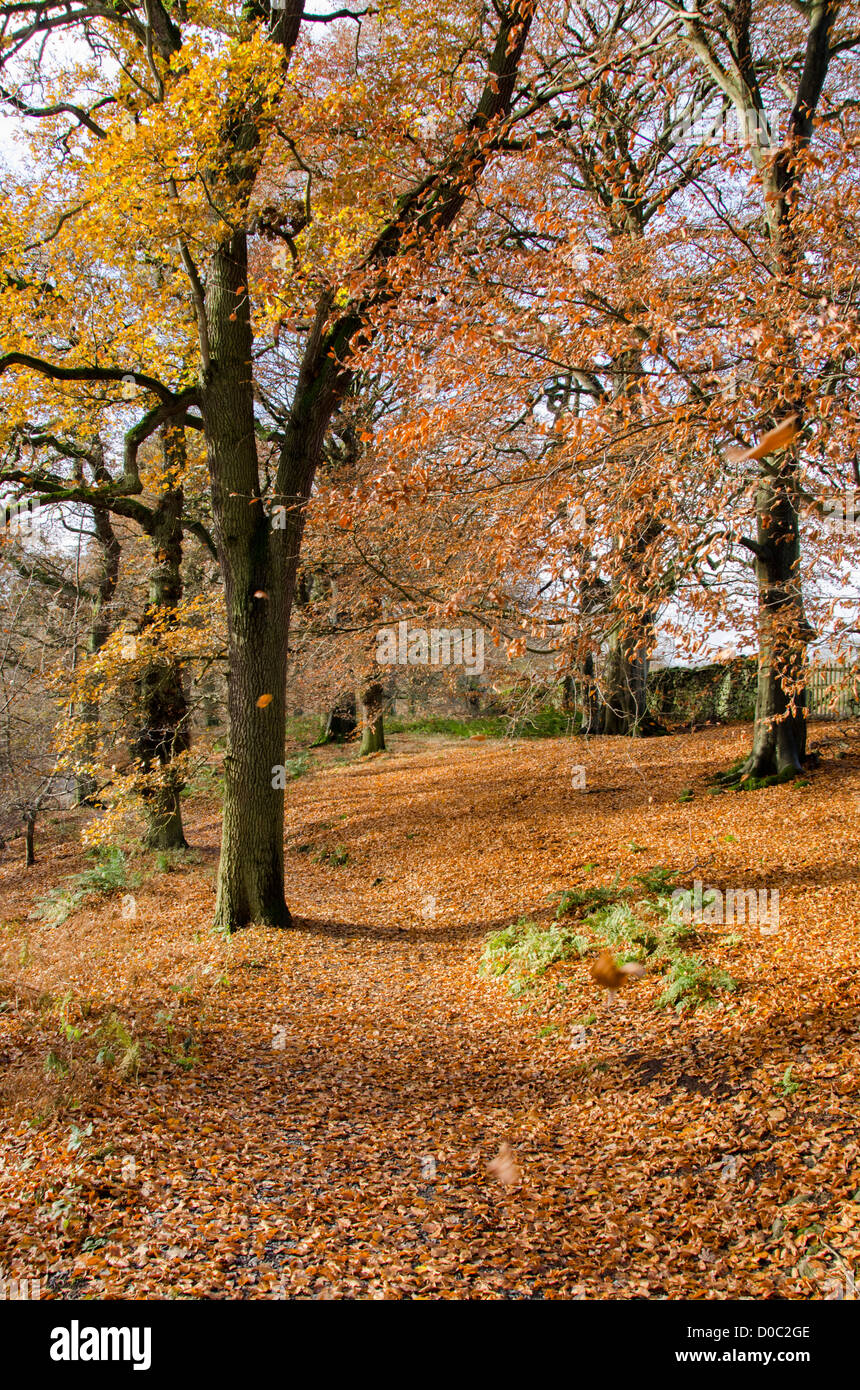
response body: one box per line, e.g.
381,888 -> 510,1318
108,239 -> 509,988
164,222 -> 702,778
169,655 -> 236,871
31,847 -> 140,928
480,865 -> 736,1012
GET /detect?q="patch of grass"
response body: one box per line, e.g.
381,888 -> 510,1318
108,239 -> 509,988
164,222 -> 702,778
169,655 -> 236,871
386,714 -> 509,739
386,707 -> 576,740
43,1050 -> 69,1077
634,865 -> 679,897
658,915 -> 697,950
777,1064 -> 800,1097
154,847 -> 203,873
155,1008 -> 200,1071
95,1012 -> 141,1078
497,866 -> 731,1013
583,901 -> 659,955
656,953 -> 737,1013
79,848 -> 135,893
513,707 -> 578,738
678,788 -> 694,803
285,714 -> 326,744
182,763 -> 224,800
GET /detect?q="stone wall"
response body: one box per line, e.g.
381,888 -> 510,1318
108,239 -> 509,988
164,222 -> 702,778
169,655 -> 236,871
648,657 -> 758,727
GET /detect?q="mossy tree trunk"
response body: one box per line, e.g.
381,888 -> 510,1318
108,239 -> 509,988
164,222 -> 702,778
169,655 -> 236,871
358,681 -> 385,755
740,467 -> 808,778
131,427 -> 191,850
598,628 -> 649,736
77,501 -> 120,804
203,234 -> 301,930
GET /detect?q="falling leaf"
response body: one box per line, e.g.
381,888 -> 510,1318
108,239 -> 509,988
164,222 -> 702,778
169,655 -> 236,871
487,1142 -> 521,1187
726,414 -> 802,463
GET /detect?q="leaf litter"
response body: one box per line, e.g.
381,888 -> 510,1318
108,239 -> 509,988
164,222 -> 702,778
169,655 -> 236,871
0,724 -> 858,1300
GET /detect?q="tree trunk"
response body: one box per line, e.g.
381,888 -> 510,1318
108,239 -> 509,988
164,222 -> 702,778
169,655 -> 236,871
204,234 -> 300,931
24,811 -> 35,867
131,428 -> 190,850
77,502 -> 120,804
196,4 -> 535,930
598,630 -> 649,736
677,1 -> 835,778
741,467 -> 808,779
358,681 -> 385,755
323,695 -> 357,744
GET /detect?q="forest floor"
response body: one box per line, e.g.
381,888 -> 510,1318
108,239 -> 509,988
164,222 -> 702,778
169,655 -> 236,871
1,722 -> 859,1299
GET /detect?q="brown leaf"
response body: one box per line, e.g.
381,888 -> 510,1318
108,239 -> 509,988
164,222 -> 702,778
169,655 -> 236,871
487,1142 -> 521,1187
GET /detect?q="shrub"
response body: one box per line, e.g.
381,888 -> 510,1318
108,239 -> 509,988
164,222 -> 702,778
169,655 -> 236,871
32,847 -> 139,927
554,878 -> 621,918
480,917 -> 590,991
490,866 -> 734,1013
656,953 -> 737,1012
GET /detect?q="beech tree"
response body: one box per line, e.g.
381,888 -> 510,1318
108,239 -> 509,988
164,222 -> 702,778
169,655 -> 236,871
359,1 -> 860,767
670,0 -> 858,775
0,0 -> 542,928
0,415 -> 215,845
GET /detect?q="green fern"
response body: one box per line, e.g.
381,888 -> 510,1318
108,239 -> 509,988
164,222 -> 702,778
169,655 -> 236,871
480,917 -> 590,990
32,847 -> 139,928
656,953 -> 737,1012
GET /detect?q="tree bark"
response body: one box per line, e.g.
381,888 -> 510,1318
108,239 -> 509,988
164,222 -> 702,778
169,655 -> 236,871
131,429 -> 191,850
358,681 -> 385,755
76,502 -> 120,804
598,630 -> 649,736
204,234 -> 301,930
740,468 -> 808,778
197,5 -> 536,931
680,0 -> 838,776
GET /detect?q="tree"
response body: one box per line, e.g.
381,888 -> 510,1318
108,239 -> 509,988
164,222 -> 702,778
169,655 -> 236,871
0,416 -> 214,844
672,0 -> 855,776
0,0 -> 540,927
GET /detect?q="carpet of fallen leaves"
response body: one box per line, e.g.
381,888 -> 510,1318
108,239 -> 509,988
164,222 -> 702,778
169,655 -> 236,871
1,723 -> 858,1300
